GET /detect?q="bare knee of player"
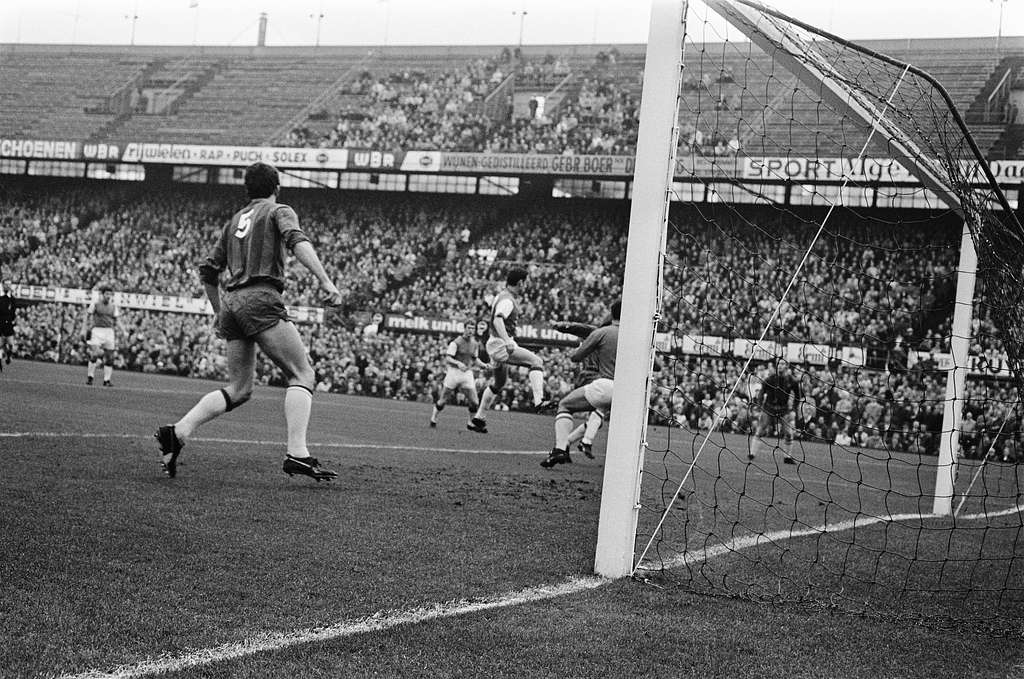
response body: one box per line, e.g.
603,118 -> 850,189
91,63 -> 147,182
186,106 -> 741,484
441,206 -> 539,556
287,362 -> 316,391
490,364 -> 509,390
224,373 -> 254,408
435,387 -> 452,409
557,388 -> 590,415
259,323 -> 315,391
523,349 -> 544,372
783,414 -> 796,443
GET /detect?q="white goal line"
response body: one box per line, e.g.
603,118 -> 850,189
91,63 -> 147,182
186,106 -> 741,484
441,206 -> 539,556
638,504 -> 1024,573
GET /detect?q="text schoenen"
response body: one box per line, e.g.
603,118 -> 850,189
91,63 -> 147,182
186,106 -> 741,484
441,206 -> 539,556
578,442 -> 594,459
540,448 -> 572,468
103,380 -> 112,387
283,455 -> 338,482
86,375 -> 93,385
467,417 -> 488,434
155,424 -> 183,478
429,420 -> 437,428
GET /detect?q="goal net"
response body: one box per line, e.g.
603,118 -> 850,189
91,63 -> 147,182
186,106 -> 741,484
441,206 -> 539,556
627,0 -> 1024,633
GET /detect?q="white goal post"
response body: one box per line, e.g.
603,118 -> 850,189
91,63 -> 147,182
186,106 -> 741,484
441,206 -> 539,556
595,0 -> 1008,578
594,0 -> 687,578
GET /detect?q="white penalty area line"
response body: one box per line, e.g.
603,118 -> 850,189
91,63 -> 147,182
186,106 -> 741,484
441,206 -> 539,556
0,431 -> 547,457
57,576 -> 607,679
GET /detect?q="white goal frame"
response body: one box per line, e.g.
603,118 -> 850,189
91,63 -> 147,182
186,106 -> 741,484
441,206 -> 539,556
595,0 -> 1003,578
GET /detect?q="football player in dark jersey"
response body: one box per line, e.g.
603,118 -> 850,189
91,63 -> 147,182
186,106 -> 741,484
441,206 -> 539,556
749,359 -> 801,465
0,279 -> 17,370
155,162 -> 344,481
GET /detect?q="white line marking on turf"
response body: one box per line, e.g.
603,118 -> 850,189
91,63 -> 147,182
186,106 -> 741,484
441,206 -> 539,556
641,505 -> 1024,572
56,576 -> 607,679
55,500 -> 1024,678
48,499 -> 1024,678
0,431 -> 547,456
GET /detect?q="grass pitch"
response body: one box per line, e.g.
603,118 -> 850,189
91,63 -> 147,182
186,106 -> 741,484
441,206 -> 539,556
1,360 -> 1021,678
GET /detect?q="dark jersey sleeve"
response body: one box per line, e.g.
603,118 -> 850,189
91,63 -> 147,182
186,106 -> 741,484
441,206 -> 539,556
274,205 -> 310,252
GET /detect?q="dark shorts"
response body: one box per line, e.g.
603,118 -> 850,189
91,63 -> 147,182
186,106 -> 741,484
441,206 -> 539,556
758,409 -> 796,435
0,322 -> 13,337
216,284 -> 290,341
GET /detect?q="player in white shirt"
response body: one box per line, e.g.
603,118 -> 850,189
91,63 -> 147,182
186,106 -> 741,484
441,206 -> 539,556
468,268 -> 553,433
430,320 -> 487,429
81,284 -> 123,387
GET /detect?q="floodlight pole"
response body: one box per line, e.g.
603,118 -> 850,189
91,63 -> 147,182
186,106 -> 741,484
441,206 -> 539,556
594,0 -> 686,579
933,222 -> 978,516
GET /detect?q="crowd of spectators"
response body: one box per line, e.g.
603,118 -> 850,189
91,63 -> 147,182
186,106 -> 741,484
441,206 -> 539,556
282,49 -> 747,159
1,177 -> 1020,460
655,355 -> 1021,461
270,43 -> 756,159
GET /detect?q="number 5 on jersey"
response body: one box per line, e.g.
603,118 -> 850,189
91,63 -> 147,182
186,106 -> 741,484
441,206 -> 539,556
234,209 -> 254,238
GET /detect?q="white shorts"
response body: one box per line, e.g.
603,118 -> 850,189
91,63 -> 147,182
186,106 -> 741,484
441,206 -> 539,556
88,327 -> 116,351
485,336 -> 517,364
443,367 -> 476,392
583,378 -> 613,413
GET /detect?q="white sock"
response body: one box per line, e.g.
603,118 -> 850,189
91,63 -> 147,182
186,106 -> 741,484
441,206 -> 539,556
475,387 -> 496,420
567,423 -> 586,445
528,369 -> 545,405
285,385 -> 312,458
103,364 -> 113,382
555,412 -> 575,450
176,390 -> 229,441
87,360 -> 96,378
583,411 -> 604,445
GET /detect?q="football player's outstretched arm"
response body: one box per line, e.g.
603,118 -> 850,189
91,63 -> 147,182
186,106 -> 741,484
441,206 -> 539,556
570,329 -> 602,363
292,241 -> 341,302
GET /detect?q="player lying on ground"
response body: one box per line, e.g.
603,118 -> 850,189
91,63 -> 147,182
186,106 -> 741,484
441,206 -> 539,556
155,162 -> 344,481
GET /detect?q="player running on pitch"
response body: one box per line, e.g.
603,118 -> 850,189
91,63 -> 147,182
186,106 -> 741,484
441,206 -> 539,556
748,358 -> 801,465
430,319 -> 487,429
81,284 -> 123,387
155,162 -> 344,481
541,300 -> 620,468
468,267 -> 553,433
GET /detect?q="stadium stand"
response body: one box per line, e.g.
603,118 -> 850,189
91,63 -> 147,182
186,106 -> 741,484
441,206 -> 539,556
3,39 -> 1019,155
1,174 -> 1018,459
0,37 -> 1021,459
